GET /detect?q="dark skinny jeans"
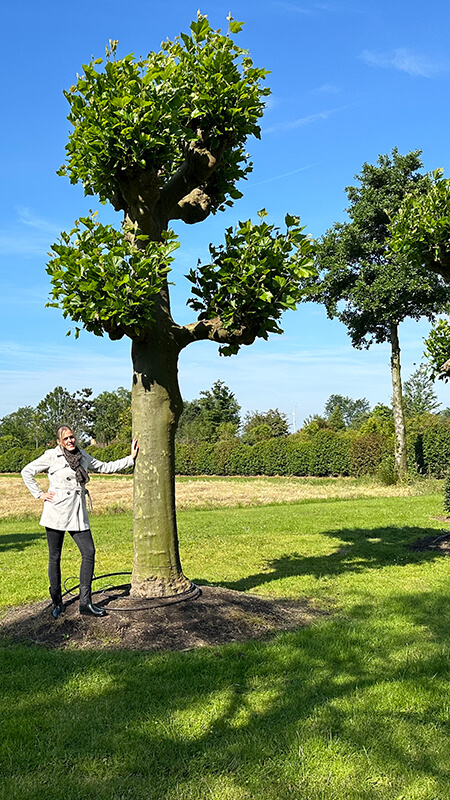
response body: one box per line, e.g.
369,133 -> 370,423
45,527 -> 95,591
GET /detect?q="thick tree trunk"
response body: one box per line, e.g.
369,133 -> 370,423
390,322 -> 408,479
130,330 -> 192,597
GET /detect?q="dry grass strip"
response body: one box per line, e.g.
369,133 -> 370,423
0,473 -> 435,520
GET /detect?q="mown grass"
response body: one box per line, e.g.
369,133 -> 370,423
1,489 -> 450,799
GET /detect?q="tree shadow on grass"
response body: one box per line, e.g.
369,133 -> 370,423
1,587 -> 450,799
199,525 -> 448,593
0,532 -> 42,553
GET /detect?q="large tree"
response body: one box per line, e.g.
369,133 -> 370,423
302,149 -> 450,477
36,386 -> 93,444
46,15 -> 315,597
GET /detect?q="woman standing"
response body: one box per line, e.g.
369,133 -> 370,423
21,425 -> 139,618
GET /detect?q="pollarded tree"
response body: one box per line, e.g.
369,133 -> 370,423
46,15 -> 315,597
303,149 -> 450,478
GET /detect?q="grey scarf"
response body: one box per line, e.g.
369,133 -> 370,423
63,447 -> 89,485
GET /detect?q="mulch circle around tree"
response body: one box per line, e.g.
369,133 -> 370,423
0,584 -> 325,652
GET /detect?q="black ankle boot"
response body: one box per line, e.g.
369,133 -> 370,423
49,586 -> 65,619
79,585 -> 106,617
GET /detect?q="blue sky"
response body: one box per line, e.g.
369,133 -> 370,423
2,0 -> 450,429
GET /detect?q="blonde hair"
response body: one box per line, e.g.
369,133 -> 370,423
56,425 -> 75,443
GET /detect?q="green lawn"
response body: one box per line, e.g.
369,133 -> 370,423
1,492 -> 450,799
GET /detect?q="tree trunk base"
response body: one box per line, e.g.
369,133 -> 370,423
130,573 -> 195,599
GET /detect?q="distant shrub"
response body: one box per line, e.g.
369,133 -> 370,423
0,435 -> 20,454
85,443 -> 133,471
285,438 -> 310,476
376,455 -> 398,486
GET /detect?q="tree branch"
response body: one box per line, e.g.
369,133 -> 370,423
428,253 -> 450,283
160,133 -> 227,222
170,188 -> 212,224
175,317 -> 257,351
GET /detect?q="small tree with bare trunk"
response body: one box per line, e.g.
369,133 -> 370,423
46,14 -> 315,597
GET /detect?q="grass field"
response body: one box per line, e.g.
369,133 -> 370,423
0,472 -> 442,519
1,477 -> 450,799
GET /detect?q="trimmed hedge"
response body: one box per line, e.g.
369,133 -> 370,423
175,432 -> 352,477
0,443 -> 132,475
2,426 -> 448,477
0,447 -> 46,473
350,433 -> 387,477
421,428 -> 450,477
308,430 -> 351,477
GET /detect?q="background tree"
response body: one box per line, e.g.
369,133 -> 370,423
326,405 -> 346,432
241,408 -> 289,444
359,403 -> 395,439
36,386 -> 93,445
300,414 -> 331,437
197,380 -> 241,441
402,364 -> 440,417
92,387 -> 131,444
0,406 -> 40,448
176,381 -> 240,442
302,148 -> 450,478
323,394 -> 370,429
46,16 -> 315,597
175,398 -> 204,443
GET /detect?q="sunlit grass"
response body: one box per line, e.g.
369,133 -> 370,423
1,473 -> 444,520
1,489 -> 450,799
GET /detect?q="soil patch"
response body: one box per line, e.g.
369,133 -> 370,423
0,585 -> 323,652
411,530 -> 450,553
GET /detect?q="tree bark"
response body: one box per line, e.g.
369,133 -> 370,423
390,322 -> 408,479
130,329 -> 193,597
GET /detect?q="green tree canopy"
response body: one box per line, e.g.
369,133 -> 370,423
92,387 -> 131,445
402,364 -> 440,416
390,169 -> 450,283
0,406 -> 39,448
241,408 -> 289,443
302,148 -> 450,476
36,386 -> 93,444
323,394 -> 370,428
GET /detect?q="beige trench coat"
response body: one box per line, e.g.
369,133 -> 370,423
21,446 -> 134,531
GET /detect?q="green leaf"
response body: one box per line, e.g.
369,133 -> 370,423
229,20 -> 244,34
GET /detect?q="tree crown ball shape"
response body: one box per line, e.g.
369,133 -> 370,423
47,14 -> 315,351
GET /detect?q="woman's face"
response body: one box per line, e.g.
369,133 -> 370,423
58,429 -> 77,452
